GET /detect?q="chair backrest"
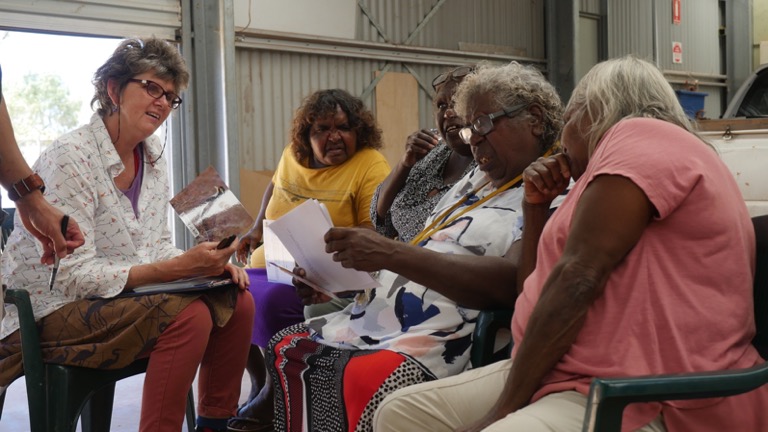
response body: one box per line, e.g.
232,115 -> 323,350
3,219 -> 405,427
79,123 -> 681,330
1,207 -> 14,252
752,214 -> 768,358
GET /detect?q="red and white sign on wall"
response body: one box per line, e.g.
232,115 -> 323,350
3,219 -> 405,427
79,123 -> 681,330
673,0 -> 681,24
672,41 -> 683,64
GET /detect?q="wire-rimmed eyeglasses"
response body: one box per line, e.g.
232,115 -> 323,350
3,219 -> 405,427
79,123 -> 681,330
458,103 -> 528,144
128,78 -> 183,109
431,66 -> 474,90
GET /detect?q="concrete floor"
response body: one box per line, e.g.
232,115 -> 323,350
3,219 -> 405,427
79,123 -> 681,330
0,371 -> 252,431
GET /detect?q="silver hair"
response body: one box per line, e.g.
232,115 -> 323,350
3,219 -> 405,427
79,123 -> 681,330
567,55 -> 710,155
453,61 -> 563,149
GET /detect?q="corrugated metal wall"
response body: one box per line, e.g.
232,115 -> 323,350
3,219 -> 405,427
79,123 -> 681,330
656,0 -> 720,72
237,0 -> 546,172
580,0 -> 601,15
237,0 -> 730,172
236,50 -> 383,171
236,52 -> 507,172
606,0 -> 724,117
607,0 -> 655,59
656,0 -> 723,116
358,0 -> 545,58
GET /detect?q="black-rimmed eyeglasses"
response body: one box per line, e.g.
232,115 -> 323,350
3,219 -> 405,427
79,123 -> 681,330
432,66 -> 474,90
458,103 -> 528,144
128,78 -> 182,109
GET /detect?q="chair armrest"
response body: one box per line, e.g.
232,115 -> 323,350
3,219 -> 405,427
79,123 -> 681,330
582,362 -> 768,432
470,308 -> 513,368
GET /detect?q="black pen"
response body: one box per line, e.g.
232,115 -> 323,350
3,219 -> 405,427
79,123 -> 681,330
48,214 -> 69,291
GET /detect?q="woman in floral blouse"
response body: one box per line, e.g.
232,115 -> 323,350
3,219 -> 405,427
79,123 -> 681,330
0,37 -> 252,432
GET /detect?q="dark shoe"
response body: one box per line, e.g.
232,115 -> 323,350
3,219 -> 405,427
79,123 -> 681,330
196,427 -> 227,432
227,416 -> 274,432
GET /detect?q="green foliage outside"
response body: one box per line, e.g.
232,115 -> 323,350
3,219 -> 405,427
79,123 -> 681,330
5,72 -> 79,147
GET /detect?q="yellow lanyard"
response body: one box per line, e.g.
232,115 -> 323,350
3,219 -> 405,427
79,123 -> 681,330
409,176 -> 516,245
409,148 -> 553,246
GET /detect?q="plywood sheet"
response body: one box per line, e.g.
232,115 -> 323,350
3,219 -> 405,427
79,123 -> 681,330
374,71 -> 419,168
238,168 -> 274,218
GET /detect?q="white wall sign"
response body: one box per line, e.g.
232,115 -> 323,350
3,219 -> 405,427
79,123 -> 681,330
672,41 -> 683,64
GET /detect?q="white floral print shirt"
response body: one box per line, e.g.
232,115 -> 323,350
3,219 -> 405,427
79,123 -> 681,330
0,114 -> 180,339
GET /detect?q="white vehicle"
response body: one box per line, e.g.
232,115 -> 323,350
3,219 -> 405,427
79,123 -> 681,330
698,64 -> 768,216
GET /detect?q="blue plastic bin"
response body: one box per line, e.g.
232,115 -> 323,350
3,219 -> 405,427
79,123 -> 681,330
675,90 -> 707,119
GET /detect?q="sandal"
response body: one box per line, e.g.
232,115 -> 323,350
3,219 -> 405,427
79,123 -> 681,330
226,416 -> 274,432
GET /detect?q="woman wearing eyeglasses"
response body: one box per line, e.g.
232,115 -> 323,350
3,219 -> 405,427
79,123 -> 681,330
375,56 -> 768,432
262,61 -> 563,432
370,66 -> 476,243
229,89 -> 390,432
0,37 -> 254,432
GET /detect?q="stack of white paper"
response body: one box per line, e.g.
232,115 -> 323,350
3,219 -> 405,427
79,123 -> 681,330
266,199 -> 381,293
263,220 -> 295,285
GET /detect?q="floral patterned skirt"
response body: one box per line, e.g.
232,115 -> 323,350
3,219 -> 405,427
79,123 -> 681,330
0,288 -> 237,388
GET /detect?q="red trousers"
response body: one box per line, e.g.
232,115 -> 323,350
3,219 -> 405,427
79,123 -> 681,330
139,289 -> 254,432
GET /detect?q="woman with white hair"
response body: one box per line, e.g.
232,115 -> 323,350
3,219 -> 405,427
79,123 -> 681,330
375,56 -> 768,431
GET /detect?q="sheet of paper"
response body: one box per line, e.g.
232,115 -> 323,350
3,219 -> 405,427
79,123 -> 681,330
263,220 -> 295,285
267,199 -> 381,293
269,262 -> 339,300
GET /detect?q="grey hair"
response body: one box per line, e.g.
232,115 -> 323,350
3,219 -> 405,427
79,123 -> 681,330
453,61 -> 563,150
567,55 -> 709,155
91,37 -> 190,117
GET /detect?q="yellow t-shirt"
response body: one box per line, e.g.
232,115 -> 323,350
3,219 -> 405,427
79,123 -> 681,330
250,146 -> 390,268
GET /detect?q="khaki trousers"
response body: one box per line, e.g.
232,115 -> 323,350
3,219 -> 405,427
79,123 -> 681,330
373,358 -> 666,432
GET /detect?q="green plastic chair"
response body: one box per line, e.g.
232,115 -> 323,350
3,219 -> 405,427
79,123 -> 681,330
581,214 -> 768,431
1,288 -> 196,432
470,308 -> 514,368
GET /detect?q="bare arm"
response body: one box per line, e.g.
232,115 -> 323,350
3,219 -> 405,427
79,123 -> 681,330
324,227 -> 521,309
0,95 -> 84,263
374,163 -> 412,222
375,130 -> 438,220
127,239 -> 249,290
516,202 -> 550,293
463,175 -> 653,431
517,154 -> 572,291
236,180 -> 274,263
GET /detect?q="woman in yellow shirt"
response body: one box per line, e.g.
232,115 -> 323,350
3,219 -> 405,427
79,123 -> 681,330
231,89 -> 390,431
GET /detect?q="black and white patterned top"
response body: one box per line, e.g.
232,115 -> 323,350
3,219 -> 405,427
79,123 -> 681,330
370,141 -> 476,243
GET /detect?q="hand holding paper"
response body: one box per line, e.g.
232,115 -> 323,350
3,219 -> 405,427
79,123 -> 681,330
266,199 -> 380,293
269,262 -> 339,301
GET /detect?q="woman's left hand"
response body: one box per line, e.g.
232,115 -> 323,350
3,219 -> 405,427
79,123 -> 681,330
224,262 -> 250,291
173,238 -> 241,278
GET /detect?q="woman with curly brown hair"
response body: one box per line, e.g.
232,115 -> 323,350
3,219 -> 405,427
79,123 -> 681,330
0,37 -> 253,432
230,89 -> 390,431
